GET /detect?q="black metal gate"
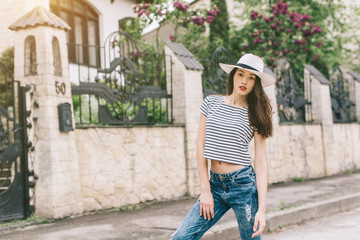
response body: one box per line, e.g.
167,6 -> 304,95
71,30 -> 173,125
0,61 -> 31,222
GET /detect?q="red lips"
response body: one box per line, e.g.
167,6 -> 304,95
239,86 -> 247,91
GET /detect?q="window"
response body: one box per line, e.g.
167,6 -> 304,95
50,0 -> 100,67
24,36 -> 37,75
52,37 -> 62,76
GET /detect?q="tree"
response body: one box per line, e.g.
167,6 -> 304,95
209,0 -> 230,55
0,47 -> 14,74
230,1 -> 349,76
231,0 -> 355,76
0,47 -> 14,107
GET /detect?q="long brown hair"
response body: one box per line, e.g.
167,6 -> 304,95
226,68 -> 273,138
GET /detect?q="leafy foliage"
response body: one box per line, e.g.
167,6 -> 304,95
209,0 -> 230,55
0,47 -> 14,74
0,47 -> 15,107
231,0 -> 355,77
131,0 -> 220,60
230,1 -> 330,74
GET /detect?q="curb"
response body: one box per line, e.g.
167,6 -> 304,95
201,192 -> 360,239
265,192 -> 360,231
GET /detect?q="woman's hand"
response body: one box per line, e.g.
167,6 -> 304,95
252,210 -> 266,238
199,191 -> 214,220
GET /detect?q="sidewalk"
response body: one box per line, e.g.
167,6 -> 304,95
1,171 -> 360,240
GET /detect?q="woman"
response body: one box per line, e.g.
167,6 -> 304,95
172,53 -> 275,240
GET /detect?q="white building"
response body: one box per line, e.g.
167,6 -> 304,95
0,0 -> 138,80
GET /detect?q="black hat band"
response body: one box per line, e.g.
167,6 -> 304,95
236,63 -> 259,72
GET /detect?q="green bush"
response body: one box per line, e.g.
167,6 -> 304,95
231,0 -> 353,76
0,47 -> 15,107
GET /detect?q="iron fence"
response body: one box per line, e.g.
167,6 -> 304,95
329,66 -> 356,123
70,31 -> 173,126
200,47 -> 235,97
275,59 -> 311,123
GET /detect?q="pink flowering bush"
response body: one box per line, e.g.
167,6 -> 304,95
231,1 -> 327,70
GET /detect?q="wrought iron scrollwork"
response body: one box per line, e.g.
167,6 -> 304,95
0,63 -> 13,195
72,31 -> 173,125
276,59 -> 309,122
0,61 -> 18,197
329,66 -> 356,123
0,61 -> 32,221
201,47 -> 234,97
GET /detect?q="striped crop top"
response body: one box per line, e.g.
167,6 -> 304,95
200,95 -> 256,166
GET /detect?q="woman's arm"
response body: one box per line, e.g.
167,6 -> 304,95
196,113 -> 214,220
252,131 -> 268,238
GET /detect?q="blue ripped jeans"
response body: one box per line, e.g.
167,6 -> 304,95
172,165 -> 261,240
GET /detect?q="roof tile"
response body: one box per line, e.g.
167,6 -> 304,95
165,41 -> 203,71
348,71 -> 360,83
304,64 -> 330,85
9,6 -> 71,31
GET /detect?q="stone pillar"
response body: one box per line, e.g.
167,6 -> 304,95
304,65 -> 336,175
262,67 -> 281,183
264,67 -> 279,124
165,42 -> 203,196
10,7 -> 83,218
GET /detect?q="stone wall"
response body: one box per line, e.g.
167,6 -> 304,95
75,126 -> 187,211
266,122 -> 360,184
267,124 -> 326,183
73,119 -> 360,210
72,106 -> 360,210
332,123 -> 360,170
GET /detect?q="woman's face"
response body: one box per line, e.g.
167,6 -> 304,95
232,68 -> 256,96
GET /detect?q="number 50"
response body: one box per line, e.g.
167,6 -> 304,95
55,81 -> 66,95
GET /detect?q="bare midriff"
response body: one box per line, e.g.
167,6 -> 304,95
210,159 -> 246,174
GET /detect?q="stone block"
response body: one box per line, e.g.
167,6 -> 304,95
52,206 -> 72,219
119,193 -> 140,206
92,173 -> 110,191
82,197 -> 102,212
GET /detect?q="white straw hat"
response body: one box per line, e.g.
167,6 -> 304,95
219,54 -> 276,87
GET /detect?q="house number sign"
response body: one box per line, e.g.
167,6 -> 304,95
55,81 -> 66,95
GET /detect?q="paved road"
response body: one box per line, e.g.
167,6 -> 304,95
263,207 -> 360,240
